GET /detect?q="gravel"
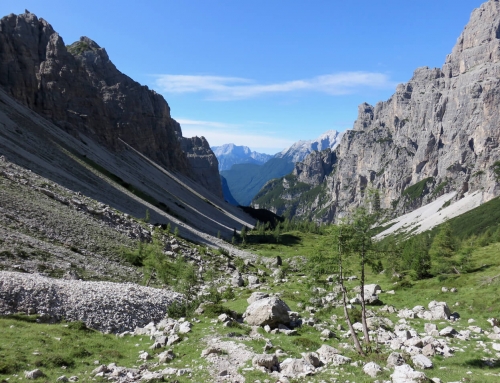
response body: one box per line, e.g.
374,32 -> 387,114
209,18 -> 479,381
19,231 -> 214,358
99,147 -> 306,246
0,271 -> 182,333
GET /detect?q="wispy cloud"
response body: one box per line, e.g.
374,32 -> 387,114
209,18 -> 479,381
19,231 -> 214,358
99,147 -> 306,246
155,72 -> 393,100
176,117 -> 294,153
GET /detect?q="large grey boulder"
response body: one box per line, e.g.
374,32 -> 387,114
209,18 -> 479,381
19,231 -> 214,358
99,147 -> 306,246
279,358 -> 315,378
247,291 -> 269,304
364,284 -> 382,296
428,301 -> 451,320
387,352 -> 406,369
301,352 -> 321,368
243,297 -> 291,327
411,354 -> 433,369
315,345 -> 350,366
363,362 -> 382,377
252,354 -> 278,370
391,364 -> 428,383
316,344 -> 340,364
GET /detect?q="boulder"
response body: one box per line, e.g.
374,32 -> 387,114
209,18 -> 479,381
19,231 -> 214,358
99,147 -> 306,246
247,291 -> 269,305
439,326 -> 458,337
387,352 -> 405,368
363,362 -> 382,377
320,329 -> 334,340
422,343 -> 436,357
166,334 -> 180,346
391,364 -> 428,383
279,358 -> 315,378
424,323 -> 438,335
316,344 -> 340,364
178,321 -> 192,334
24,369 -> 44,379
328,354 -> 351,366
243,297 -> 291,327
364,284 -> 382,296
398,309 -> 416,319
428,301 -> 451,320
247,275 -> 260,286
301,352 -> 321,368
201,347 -> 223,358
411,354 -> 433,369
252,354 -> 278,370
367,316 -> 393,330
158,350 -> 175,363
231,272 -> 244,287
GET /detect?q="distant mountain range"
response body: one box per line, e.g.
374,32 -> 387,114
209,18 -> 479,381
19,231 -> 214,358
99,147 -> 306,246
217,130 -> 343,206
212,144 -> 273,171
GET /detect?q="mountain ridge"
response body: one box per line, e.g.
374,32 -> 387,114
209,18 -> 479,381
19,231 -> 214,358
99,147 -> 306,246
219,130 -> 343,205
253,0 -> 500,221
211,144 -> 272,171
0,11 -> 222,197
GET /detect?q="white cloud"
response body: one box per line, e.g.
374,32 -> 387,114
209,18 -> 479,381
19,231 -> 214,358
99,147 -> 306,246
176,117 -> 294,153
155,72 -> 393,100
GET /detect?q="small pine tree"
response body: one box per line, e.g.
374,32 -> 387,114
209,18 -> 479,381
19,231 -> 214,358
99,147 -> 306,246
166,222 -> 171,235
429,222 -> 454,274
217,230 -> 221,239
174,226 -> 179,236
144,209 -> 150,223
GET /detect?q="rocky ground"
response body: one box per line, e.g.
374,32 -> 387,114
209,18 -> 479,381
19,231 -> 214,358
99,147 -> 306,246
4,260 -> 500,383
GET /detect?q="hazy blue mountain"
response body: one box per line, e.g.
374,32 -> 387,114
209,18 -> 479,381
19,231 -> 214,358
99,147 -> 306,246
220,130 -> 343,206
212,144 -> 273,171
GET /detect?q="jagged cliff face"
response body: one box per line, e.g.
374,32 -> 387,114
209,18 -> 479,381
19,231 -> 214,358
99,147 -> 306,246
0,11 -> 222,197
253,0 -> 500,221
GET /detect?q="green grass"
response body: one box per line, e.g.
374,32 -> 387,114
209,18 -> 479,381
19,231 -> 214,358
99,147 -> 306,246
402,177 -> 434,202
0,316 -> 153,380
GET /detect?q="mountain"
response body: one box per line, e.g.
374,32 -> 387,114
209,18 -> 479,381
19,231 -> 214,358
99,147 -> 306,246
275,130 -> 343,162
253,0 -> 500,222
212,144 -> 272,171
0,11 -> 256,246
0,11 -> 222,197
220,130 -> 343,206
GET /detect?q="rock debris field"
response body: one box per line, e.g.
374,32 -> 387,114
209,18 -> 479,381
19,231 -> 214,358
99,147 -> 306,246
0,271 -> 182,333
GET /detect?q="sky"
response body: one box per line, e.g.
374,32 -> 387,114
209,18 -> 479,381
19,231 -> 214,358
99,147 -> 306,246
1,0 -> 485,154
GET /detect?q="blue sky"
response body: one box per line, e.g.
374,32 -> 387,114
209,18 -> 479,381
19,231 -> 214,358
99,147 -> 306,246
1,1 -> 484,154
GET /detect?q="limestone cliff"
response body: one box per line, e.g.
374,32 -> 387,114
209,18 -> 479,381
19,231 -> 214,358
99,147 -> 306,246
0,11 -> 222,197
253,0 -> 500,221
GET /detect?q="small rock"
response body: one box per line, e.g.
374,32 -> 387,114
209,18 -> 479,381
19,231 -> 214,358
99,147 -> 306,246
158,350 -> 175,363
139,351 -> 151,360
24,369 -> 44,379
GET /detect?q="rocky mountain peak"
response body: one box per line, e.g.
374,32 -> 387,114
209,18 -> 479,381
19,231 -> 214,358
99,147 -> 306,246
444,0 -> 500,77
0,11 -> 222,197
276,130 -> 343,163
254,0 -> 500,222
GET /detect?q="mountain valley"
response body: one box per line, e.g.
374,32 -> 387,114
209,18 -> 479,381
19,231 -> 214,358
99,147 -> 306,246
2,3 -> 500,383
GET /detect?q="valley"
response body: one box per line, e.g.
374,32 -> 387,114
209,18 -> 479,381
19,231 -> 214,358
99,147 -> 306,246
1,1 -> 500,383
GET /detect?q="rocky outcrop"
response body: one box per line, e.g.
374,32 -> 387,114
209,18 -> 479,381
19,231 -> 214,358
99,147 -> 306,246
253,0 -> 500,221
181,136 -> 222,196
0,11 -> 222,197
